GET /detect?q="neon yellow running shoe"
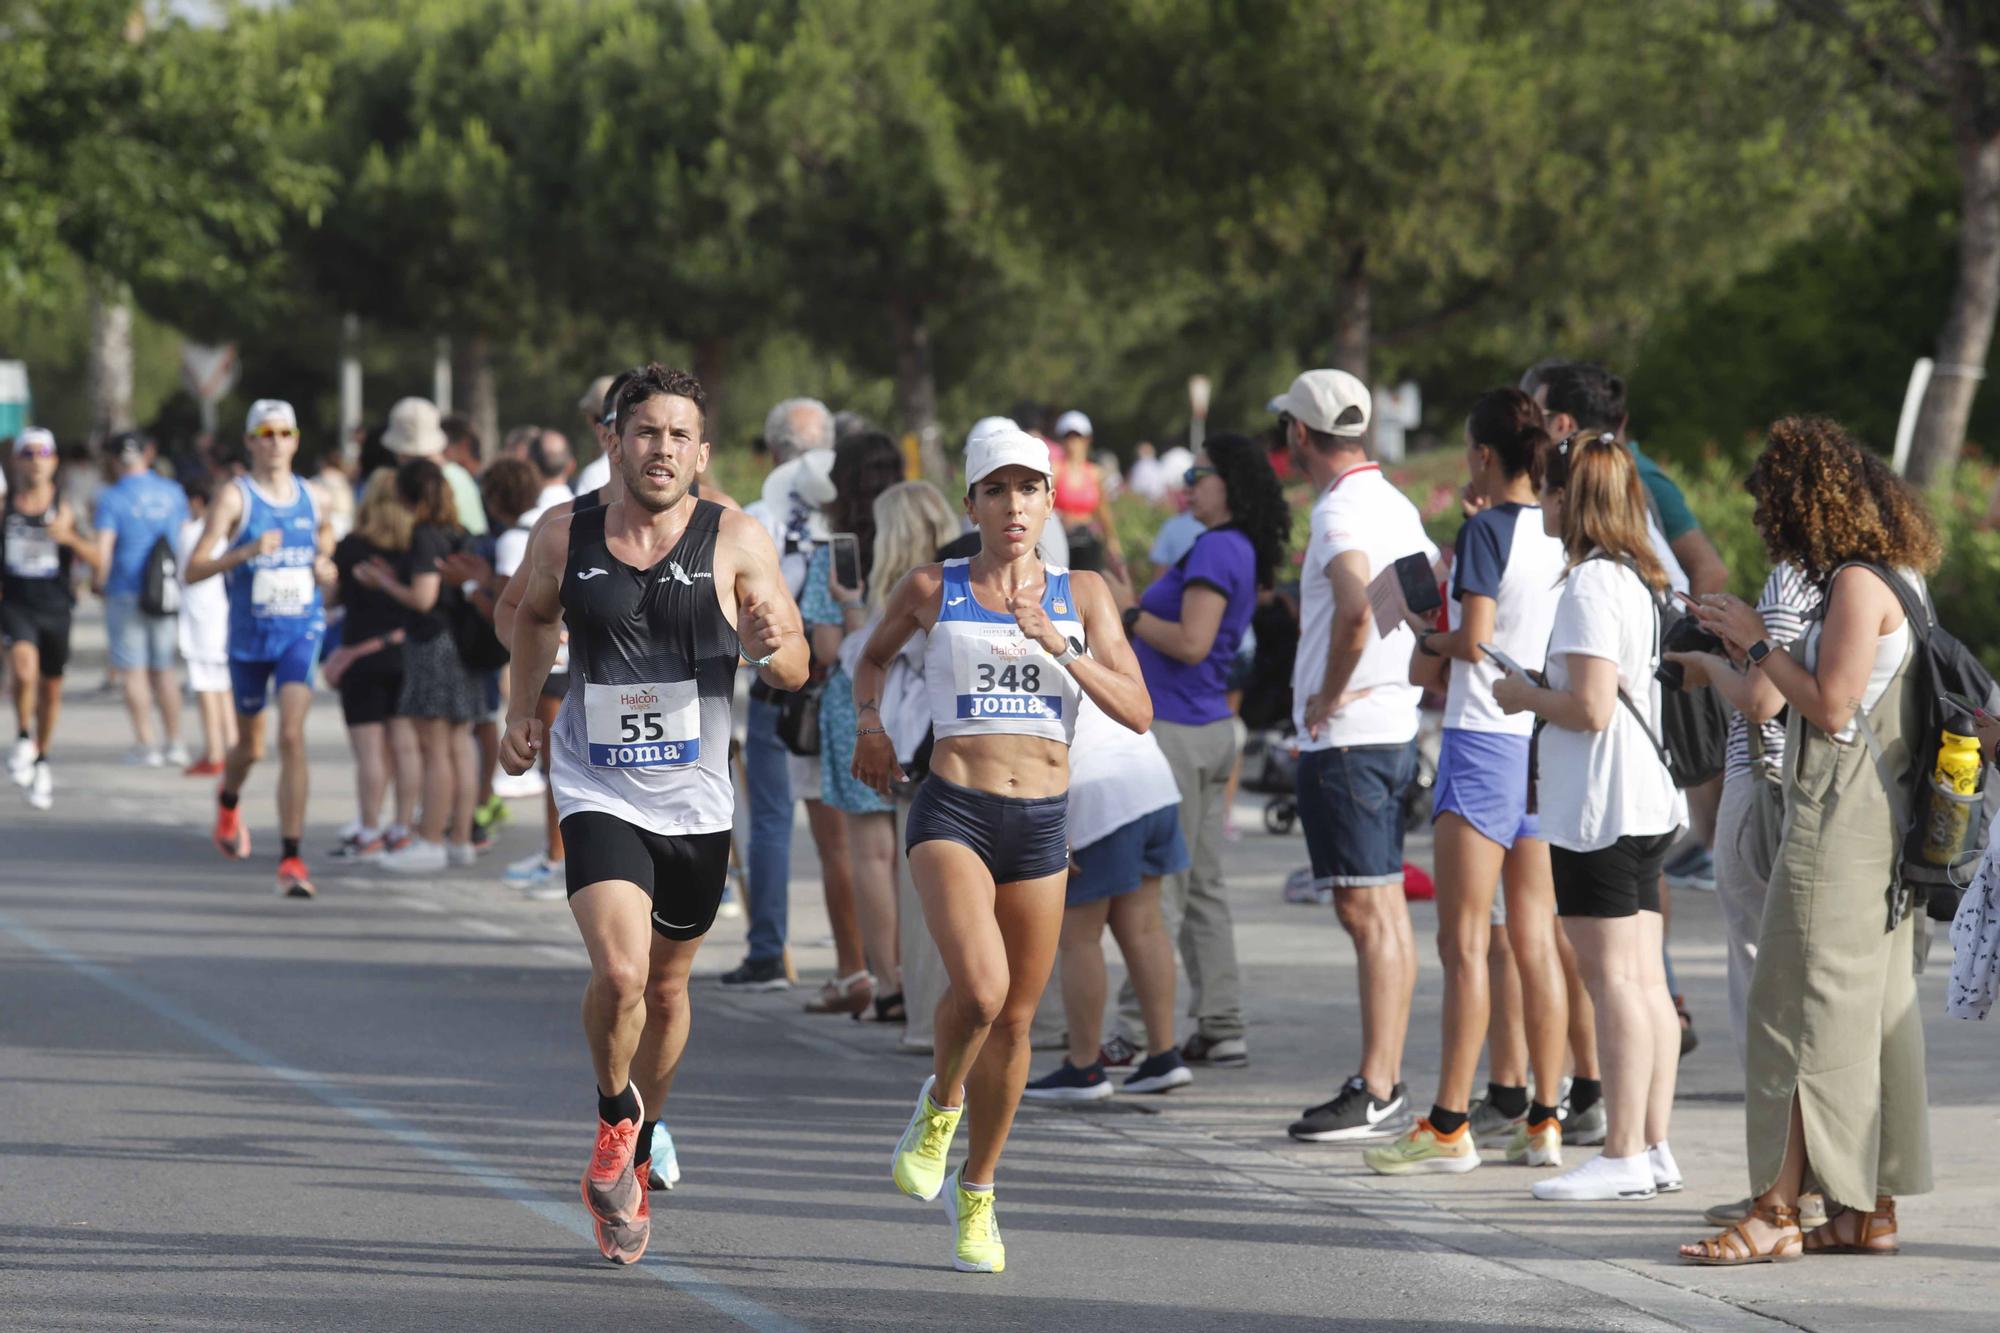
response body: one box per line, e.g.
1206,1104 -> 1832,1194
1504,1116 -> 1563,1167
1362,1118 -> 1481,1175
942,1170 -> 1004,1273
891,1075 -> 962,1201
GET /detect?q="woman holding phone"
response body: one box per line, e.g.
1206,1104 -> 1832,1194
798,432 -> 907,1019
852,421 -> 1151,1274
1492,431 -> 1687,1203
1368,388 -> 1570,1178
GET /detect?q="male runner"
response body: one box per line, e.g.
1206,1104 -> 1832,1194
2,428 -> 101,809
500,363 -> 806,1265
184,400 -> 337,898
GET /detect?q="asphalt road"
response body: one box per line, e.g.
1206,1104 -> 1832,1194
3,620 -> 1995,1331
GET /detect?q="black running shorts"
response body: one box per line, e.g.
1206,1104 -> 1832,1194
0,601 -> 72,678
904,772 -> 1069,884
1549,832 -> 1674,919
559,811 -> 732,940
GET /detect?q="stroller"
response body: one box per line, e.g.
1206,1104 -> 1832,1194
1244,711 -> 1441,836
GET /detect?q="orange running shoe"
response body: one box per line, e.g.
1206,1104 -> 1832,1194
581,1089 -> 644,1227
594,1170 -> 651,1265
213,801 -> 250,859
276,857 -> 315,898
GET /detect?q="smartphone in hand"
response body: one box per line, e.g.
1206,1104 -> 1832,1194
1477,642 -> 1531,679
831,533 -> 862,591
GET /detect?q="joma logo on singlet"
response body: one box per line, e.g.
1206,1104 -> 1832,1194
957,694 -> 1063,720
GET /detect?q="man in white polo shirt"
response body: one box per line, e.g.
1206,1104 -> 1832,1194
1277,369 -> 1439,1145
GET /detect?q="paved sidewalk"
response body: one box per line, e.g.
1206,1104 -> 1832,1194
3,609 -> 1996,1329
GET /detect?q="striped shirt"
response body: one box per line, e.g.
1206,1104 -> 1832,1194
1723,562 -> 1821,780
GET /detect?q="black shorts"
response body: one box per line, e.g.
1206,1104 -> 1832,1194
1550,832 -> 1675,919
542,668 -> 569,702
560,812 -> 732,941
0,601 -> 72,678
905,773 -> 1069,884
338,661 -> 404,727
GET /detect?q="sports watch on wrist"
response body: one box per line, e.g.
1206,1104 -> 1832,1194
1051,636 -> 1084,667
1746,638 -> 1773,666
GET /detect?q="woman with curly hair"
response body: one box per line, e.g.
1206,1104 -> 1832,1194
1102,432 -> 1289,1072
1671,418 -> 1938,1265
1367,388 -> 1570,1178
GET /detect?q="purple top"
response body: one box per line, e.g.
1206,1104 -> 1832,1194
1134,525 -> 1257,727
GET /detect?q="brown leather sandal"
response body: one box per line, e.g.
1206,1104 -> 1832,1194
802,970 -> 874,1015
1804,1197 -> 1899,1256
1680,1201 -> 1803,1266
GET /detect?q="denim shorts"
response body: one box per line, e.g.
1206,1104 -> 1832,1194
104,593 -> 177,671
1432,728 -> 1539,849
1296,740 -> 1417,889
905,773 -> 1068,884
1069,803 -> 1189,907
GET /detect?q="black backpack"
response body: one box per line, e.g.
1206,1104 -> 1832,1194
1586,555 -> 1729,789
140,535 -> 181,617
1832,561 -> 1998,922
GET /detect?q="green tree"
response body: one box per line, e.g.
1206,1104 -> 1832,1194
1780,0 -> 2000,485
973,0 -> 1892,437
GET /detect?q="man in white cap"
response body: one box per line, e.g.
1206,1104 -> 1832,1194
1274,369 -> 1439,1146
4,427 -> 102,809
184,399 -> 338,898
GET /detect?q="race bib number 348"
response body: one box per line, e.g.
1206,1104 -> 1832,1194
951,633 -> 1063,722
584,679 -> 700,769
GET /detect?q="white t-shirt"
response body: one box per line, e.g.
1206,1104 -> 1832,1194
574,454 -> 611,497
1067,697 -> 1181,850
1445,502 -> 1566,735
175,517 -> 230,663
493,521 -> 532,579
1536,556 -> 1687,852
1292,463 -> 1438,750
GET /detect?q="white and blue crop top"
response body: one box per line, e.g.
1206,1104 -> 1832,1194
923,558 -> 1087,745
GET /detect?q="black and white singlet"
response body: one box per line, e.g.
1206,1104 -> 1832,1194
549,500 -> 741,836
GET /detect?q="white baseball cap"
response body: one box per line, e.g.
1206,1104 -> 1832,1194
13,427 -> 55,454
1268,370 -> 1370,438
1054,409 -> 1093,439
245,399 -> 298,434
963,420 -> 1054,493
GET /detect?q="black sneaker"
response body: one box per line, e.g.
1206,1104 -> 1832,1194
1288,1075 -> 1411,1142
1123,1049 -> 1193,1095
718,957 -> 790,992
1097,1032 -> 1140,1069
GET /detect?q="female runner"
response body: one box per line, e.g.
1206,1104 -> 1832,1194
852,421 -> 1152,1273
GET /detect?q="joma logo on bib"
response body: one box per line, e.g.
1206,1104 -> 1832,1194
957,694 -> 1063,720
591,739 -> 698,768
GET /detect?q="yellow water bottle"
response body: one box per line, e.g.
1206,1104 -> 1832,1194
1921,721 -> 1982,866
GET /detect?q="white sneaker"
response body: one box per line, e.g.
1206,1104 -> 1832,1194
503,850 -> 553,881
379,838 -> 448,873
1530,1151 -> 1657,1201
124,744 -> 164,767
445,841 -> 477,868
26,761 -> 53,811
163,741 -> 191,767
491,769 -> 546,800
1648,1141 -> 1683,1193
7,737 -> 36,785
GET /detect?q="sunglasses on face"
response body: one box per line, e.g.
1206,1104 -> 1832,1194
14,444 -> 55,459
1184,465 -> 1216,486
254,427 -> 297,440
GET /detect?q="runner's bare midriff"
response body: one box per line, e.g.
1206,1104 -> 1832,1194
929,733 -> 1069,800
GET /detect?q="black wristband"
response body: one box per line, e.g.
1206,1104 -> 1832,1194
1418,631 -> 1441,658
1122,606 -> 1142,637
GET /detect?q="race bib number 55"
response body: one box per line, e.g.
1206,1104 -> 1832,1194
951,633 -> 1063,722
584,679 -> 699,768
